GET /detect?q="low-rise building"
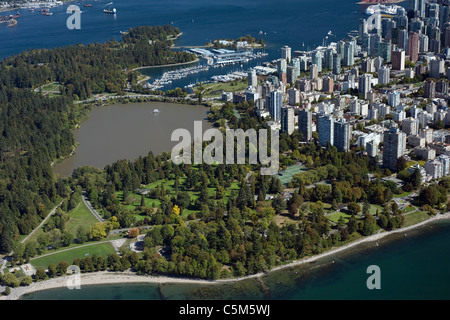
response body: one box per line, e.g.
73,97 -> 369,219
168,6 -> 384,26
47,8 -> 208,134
408,135 -> 426,147
414,147 -> 436,160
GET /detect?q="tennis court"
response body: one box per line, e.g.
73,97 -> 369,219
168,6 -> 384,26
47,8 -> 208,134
277,164 -> 308,185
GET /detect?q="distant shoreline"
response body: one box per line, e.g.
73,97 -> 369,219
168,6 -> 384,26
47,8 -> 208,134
9,211 -> 450,300
356,0 -> 406,4
132,58 -> 200,71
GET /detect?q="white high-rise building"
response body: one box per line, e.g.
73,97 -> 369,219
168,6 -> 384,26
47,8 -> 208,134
358,73 -> 372,99
388,91 -> 400,107
248,69 -> 257,87
281,106 -> 295,135
378,66 -> 391,85
281,45 -> 292,62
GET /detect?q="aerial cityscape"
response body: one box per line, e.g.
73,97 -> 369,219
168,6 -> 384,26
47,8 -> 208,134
0,0 -> 449,307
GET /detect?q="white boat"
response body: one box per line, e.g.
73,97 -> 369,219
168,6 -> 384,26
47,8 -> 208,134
103,8 -> 116,14
153,109 -> 160,113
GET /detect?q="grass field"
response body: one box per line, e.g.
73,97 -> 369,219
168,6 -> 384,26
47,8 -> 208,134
393,191 -> 412,198
198,79 -> 248,97
328,211 -> 352,223
66,201 -> 102,235
368,204 -> 384,216
30,242 -> 116,270
402,210 -> 431,227
401,205 -> 417,214
38,82 -> 63,98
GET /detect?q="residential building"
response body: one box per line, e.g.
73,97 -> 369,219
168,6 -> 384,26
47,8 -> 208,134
383,126 -> 406,171
281,106 -> 295,135
334,118 -> 351,152
408,31 -> 419,62
318,114 -> 334,147
298,108 -> 312,141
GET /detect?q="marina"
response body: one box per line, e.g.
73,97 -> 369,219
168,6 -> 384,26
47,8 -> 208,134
139,47 -> 268,91
210,71 -> 247,82
189,48 -> 267,66
142,64 -> 211,90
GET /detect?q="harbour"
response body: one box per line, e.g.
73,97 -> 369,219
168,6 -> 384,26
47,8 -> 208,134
140,49 -> 268,90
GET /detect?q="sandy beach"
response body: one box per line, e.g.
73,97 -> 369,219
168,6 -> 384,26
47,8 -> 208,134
6,211 -> 450,300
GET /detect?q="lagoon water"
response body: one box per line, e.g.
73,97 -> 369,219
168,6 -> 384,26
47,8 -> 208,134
52,102 -> 212,177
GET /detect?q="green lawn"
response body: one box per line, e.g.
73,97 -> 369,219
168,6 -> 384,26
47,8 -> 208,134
394,191 -> 412,198
30,242 -> 116,270
368,204 -> 384,216
402,210 -> 431,227
38,82 -> 63,97
66,201 -> 102,235
328,211 -> 352,223
401,206 -> 417,214
199,79 -> 248,97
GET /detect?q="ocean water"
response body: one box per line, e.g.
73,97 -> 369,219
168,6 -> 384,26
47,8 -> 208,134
1,0 -> 366,59
22,219 -> 450,300
1,0 -> 371,90
0,0 -> 373,64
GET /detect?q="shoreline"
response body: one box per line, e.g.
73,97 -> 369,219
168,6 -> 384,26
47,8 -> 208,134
132,58 -> 200,71
10,211 -> 450,300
